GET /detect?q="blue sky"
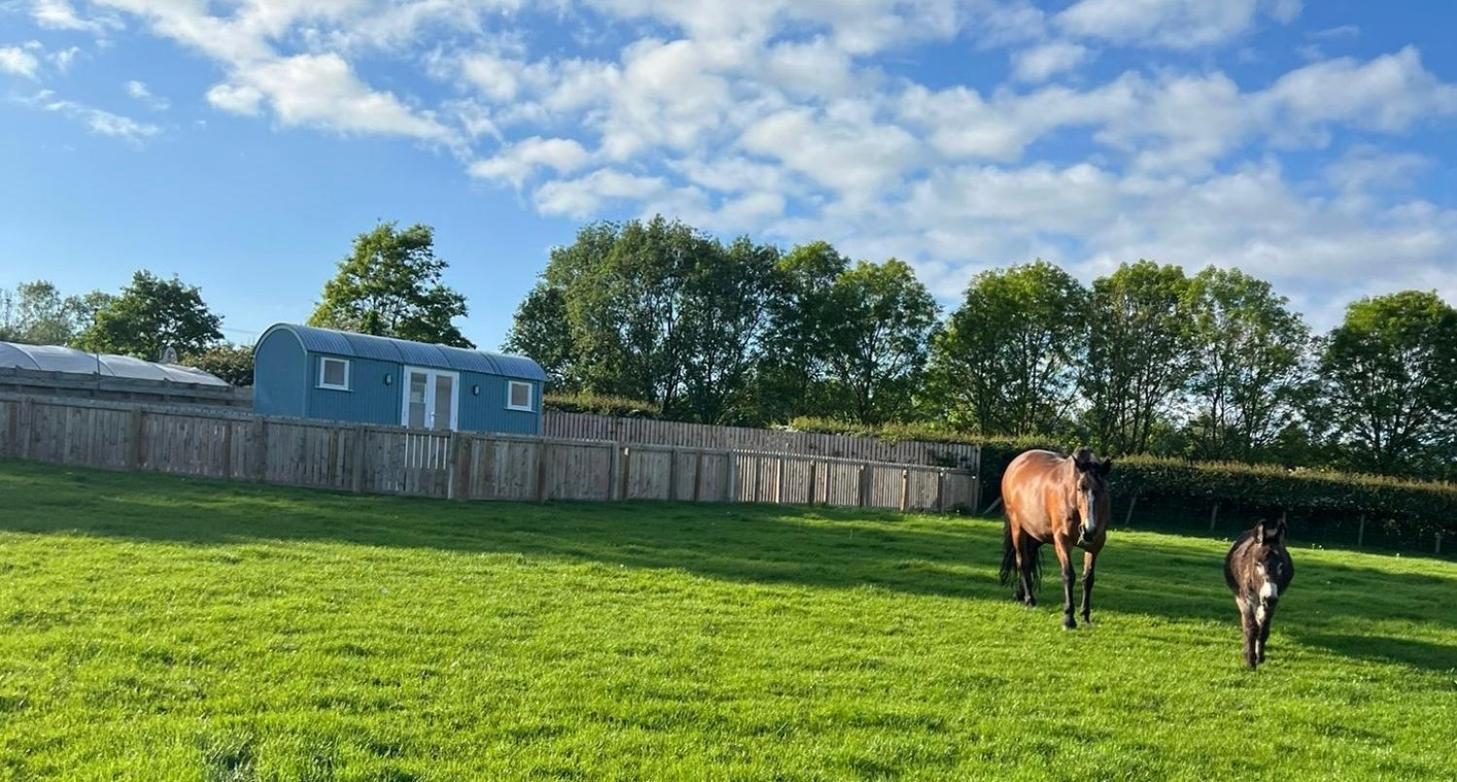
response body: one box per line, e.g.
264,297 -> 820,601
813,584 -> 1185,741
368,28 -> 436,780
2,0 -> 1455,349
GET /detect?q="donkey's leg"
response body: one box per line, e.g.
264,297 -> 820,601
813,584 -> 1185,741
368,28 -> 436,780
1079,550 -> 1097,624
1053,537 -> 1076,630
1256,601 -> 1277,664
1238,598 -> 1257,669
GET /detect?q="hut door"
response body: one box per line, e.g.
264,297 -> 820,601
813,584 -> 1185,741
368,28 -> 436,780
402,367 -> 459,431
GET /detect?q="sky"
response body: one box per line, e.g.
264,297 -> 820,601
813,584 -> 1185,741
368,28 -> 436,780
2,0 -> 1455,350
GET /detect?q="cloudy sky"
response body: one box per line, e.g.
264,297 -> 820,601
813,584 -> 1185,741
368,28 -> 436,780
2,0 -> 1455,347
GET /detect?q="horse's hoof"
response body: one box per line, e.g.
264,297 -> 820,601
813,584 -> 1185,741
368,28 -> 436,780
1063,617 -> 1077,631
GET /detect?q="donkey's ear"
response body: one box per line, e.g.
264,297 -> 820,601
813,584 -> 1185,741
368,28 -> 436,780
1098,457 -> 1113,475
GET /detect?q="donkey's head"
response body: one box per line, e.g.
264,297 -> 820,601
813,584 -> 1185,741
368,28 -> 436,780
1250,518 -> 1290,597
1072,448 -> 1113,542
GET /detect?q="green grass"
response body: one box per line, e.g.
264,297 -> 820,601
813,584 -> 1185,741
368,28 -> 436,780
1,460 -> 1455,782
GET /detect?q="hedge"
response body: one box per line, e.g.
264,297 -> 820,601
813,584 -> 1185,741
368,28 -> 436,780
543,392 -> 662,419
789,417 -> 1457,538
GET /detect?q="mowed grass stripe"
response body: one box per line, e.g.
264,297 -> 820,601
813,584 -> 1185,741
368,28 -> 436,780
0,459 -> 1454,781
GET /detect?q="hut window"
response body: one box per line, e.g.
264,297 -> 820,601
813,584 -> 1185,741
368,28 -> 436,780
507,380 -> 533,411
318,357 -> 351,391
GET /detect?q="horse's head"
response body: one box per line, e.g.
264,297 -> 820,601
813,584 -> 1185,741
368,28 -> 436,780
1072,448 -> 1113,542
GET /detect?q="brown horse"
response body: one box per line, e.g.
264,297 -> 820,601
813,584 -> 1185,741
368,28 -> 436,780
1224,519 -> 1294,669
999,448 -> 1113,630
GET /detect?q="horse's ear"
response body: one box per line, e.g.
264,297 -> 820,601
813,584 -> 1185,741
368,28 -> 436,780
1073,449 -> 1092,471
1099,457 -> 1113,475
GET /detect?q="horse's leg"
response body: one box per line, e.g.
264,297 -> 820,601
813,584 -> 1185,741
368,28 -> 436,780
1053,536 -> 1076,630
1238,597 -> 1257,669
1079,549 -> 1097,625
1012,524 -> 1035,607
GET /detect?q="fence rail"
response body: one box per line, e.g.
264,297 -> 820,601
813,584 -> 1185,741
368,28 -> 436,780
542,410 -> 981,473
0,394 -> 979,513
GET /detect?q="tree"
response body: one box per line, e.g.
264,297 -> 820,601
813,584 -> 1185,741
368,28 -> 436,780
676,235 -> 779,424
0,281 -> 113,346
310,223 -> 473,348
927,261 -> 1089,436
185,344 -> 255,386
1184,267 -> 1311,461
754,241 -> 849,424
1317,290 -> 1457,476
1081,260 -> 1197,455
821,259 -> 938,424
73,271 -> 222,359
503,285 -> 577,392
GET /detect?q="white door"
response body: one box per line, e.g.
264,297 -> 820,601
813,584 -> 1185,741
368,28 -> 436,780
402,367 -> 459,431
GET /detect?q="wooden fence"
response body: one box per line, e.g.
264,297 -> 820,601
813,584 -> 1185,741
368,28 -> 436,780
0,394 -> 978,513
543,410 -> 981,472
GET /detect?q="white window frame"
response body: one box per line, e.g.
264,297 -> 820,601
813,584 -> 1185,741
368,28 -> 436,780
506,380 -> 534,412
400,366 -> 460,431
317,357 -> 351,391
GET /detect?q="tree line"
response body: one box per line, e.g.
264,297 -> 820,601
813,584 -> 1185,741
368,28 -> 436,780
5,217 -> 1453,481
507,217 -> 1457,481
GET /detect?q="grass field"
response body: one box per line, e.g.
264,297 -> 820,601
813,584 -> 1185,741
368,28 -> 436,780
2,460 -> 1455,781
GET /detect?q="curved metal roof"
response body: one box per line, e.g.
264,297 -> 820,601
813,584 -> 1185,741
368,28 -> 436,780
259,324 -> 547,381
0,341 -> 230,386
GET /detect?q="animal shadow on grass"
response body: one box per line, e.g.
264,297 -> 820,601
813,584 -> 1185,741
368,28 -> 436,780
4,462 -> 1456,637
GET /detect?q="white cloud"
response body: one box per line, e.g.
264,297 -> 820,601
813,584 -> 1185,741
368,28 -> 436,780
1259,47 -> 1457,137
533,168 -> 668,217
32,0 -> 121,34
22,89 -> 161,144
1055,0 -> 1296,49
210,54 -> 455,142
469,136 -> 591,186
740,103 -> 921,198
125,79 -> 170,110
0,46 -> 41,79
1011,41 -> 1090,82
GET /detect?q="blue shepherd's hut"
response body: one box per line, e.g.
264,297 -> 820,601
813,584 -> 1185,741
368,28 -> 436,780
253,324 -> 545,435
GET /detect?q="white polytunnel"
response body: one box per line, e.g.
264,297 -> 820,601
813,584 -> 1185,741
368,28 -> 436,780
0,341 -> 230,386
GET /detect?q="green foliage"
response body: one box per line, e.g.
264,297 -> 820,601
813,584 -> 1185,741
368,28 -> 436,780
754,241 -> 850,424
1185,267 -> 1311,461
3,462 -> 1456,779
73,271 -> 222,359
1317,290 -> 1457,478
309,222 -> 473,348
503,285 -> 574,391
543,391 -> 662,418
1082,260 -> 1198,455
925,260 -> 1088,435
820,258 -> 938,424
184,344 -> 255,386
0,281 -> 114,346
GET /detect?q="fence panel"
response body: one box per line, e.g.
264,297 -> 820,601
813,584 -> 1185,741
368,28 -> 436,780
0,393 -> 977,516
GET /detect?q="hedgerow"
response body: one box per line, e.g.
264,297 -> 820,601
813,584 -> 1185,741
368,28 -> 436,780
544,392 -> 662,419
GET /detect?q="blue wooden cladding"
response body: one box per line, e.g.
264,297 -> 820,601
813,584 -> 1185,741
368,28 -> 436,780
253,324 -> 545,435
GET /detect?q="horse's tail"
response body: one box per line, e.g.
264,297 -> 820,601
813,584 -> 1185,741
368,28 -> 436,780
998,520 -> 1042,589
999,520 -> 1017,587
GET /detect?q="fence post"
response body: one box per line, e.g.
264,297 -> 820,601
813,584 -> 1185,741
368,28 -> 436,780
1208,502 -> 1220,532
608,443 -> 622,501
807,460 -> 818,506
692,451 -> 703,502
899,468 -> 910,512
18,398 -> 34,460
776,457 -> 786,504
252,418 -> 269,482
446,432 -> 465,501
6,400 -> 20,459
350,426 -> 367,493
725,451 -> 737,503
936,469 -> 946,514
668,448 -> 679,501
536,441 -> 550,502
127,405 -> 144,470
620,446 -> 632,501
1123,495 -> 1138,527
858,463 -> 870,507
1357,514 -> 1366,548
221,421 -> 234,480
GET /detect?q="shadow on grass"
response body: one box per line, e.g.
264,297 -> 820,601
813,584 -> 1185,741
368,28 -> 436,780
1294,633 -> 1457,674
4,460 -> 1456,640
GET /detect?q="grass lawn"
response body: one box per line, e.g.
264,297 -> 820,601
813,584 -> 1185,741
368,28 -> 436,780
1,460 -> 1455,781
